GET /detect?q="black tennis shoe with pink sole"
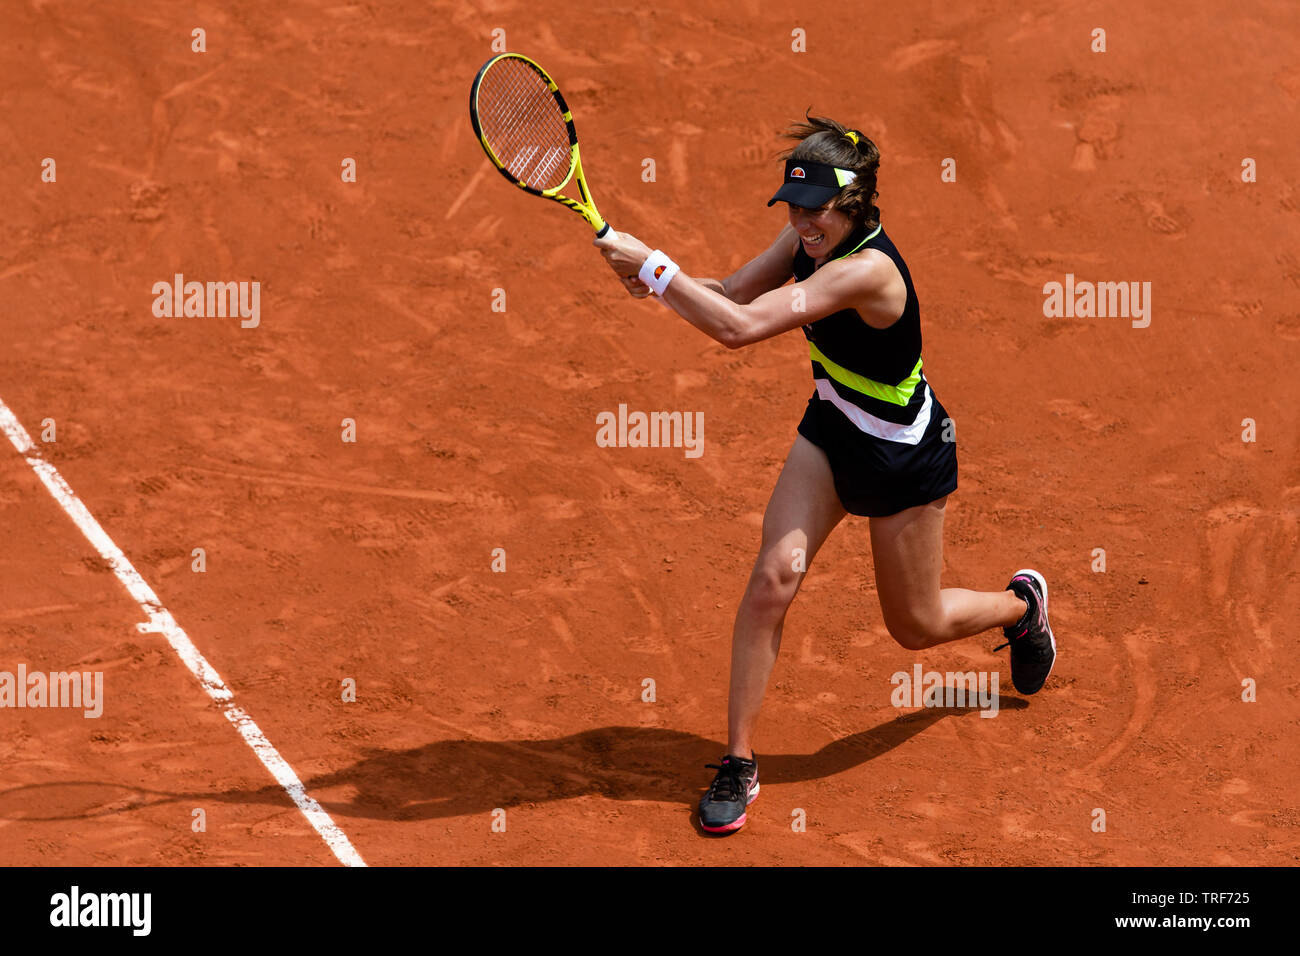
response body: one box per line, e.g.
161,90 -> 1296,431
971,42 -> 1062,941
698,754 -> 759,834
995,569 -> 1057,695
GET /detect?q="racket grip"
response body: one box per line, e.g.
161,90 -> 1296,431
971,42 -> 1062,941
595,223 -> 617,241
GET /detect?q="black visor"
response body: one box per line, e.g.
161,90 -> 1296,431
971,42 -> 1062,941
767,159 -> 854,208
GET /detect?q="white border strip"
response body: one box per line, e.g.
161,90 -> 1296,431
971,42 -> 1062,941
0,396 -> 365,867
814,378 -> 933,445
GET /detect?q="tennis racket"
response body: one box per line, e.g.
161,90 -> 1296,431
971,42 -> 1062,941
469,52 -> 616,240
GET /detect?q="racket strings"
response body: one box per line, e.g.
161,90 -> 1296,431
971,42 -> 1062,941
478,58 -> 572,191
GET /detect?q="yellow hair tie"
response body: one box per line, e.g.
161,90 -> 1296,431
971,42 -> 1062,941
844,130 -> 860,145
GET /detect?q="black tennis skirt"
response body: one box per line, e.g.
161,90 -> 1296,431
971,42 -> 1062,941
796,387 -> 958,517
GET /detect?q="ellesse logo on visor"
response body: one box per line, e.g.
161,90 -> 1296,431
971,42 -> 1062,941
790,167 -> 806,179
653,265 -> 667,280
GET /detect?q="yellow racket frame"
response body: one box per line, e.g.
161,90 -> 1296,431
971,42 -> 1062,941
470,52 -> 613,238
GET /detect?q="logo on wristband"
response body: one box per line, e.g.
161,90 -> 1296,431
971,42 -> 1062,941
653,265 -> 667,280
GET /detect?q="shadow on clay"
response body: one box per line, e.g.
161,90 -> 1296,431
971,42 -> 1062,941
0,694 -> 1026,830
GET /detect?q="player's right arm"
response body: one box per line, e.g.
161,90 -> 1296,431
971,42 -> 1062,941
697,224 -> 799,304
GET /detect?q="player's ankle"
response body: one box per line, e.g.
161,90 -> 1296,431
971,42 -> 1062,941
1004,589 -> 1030,628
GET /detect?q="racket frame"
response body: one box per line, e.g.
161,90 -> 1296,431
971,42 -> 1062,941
469,52 -> 612,238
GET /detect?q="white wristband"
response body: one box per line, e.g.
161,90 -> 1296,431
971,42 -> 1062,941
638,249 -> 680,296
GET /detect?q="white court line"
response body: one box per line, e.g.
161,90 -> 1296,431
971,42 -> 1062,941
0,396 -> 366,867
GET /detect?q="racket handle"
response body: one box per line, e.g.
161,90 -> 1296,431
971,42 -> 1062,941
596,223 -> 617,241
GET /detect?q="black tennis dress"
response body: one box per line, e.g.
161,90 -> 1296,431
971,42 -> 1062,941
793,221 -> 958,516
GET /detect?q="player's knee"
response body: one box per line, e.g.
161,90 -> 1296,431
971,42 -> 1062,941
885,622 -> 929,651
882,609 -> 942,651
744,558 -> 800,615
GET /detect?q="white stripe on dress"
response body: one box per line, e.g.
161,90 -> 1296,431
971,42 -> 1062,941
814,378 -> 932,445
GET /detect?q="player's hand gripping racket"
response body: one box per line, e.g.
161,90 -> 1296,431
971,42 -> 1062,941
469,52 -> 616,240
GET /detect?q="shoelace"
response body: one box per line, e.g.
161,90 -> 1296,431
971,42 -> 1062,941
993,625 -> 1027,652
995,631 -> 1053,658
996,588 -> 1037,652
704,762 -> 744,802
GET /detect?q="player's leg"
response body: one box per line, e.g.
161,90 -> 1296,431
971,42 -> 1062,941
699,435 -> 846,834
727,435 -> 847,759
868,497 -> 1057,694
868,496 -> 1024,650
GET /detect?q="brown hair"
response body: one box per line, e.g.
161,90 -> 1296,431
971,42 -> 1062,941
780,112 -> 881,228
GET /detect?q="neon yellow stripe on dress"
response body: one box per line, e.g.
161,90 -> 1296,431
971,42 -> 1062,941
809,345 -> 923,407
807,223 -> 919,406
836,223 -> 881,258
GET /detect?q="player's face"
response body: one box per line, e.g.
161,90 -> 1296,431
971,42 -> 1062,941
787,201 -> 853,260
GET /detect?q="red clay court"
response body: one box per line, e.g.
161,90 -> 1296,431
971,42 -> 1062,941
1,1 -> 1297,866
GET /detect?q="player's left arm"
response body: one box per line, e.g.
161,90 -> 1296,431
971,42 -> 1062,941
661,258 -> 887,348
595,232 -> 895,349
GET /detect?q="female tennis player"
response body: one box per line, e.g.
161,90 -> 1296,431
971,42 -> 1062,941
595,115 -> 1056,835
